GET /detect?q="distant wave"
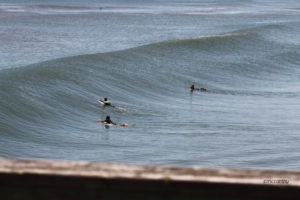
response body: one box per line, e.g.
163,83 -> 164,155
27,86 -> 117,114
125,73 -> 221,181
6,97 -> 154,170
2,2 -> 299,15
32,4 -> 100,10
1,26 -> 298,98
0,4 -> 103,14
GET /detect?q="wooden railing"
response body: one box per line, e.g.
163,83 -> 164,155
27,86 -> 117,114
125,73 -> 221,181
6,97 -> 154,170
0,157 -> 299,199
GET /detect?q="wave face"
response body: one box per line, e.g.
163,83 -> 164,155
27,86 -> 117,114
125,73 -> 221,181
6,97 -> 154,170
1,2 -> 300,169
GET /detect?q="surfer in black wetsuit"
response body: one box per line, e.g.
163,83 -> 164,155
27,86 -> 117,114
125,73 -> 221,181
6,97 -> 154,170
98,115 -> 128,127
104,115 -> 116,125
190,83 -> 195,91
190,83 -> 207,92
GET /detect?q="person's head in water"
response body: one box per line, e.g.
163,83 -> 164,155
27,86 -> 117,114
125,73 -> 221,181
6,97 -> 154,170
104,97 -> 108,101
106,115 -> 110,120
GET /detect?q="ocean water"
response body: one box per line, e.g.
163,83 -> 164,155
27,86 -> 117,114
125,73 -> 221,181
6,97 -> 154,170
0,0 -> 300,169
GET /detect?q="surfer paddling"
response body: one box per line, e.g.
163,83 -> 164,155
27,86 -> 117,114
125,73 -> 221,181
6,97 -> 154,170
190,83 -> 207,92
97,97 -> 112,106
98,115 -> 128,127
97,97 -> 128,112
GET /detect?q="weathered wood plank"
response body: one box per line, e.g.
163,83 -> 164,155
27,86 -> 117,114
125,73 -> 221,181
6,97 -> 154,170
0,157 -> 300,200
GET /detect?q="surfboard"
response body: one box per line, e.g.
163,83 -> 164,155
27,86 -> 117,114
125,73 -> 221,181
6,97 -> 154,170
97,99 -> 105,105
98,120 -> 114,127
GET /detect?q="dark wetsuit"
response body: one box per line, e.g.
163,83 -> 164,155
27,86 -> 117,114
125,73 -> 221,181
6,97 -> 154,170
104,117 -> 117,125
104,118 -> 113,124
190,84 -> 195,91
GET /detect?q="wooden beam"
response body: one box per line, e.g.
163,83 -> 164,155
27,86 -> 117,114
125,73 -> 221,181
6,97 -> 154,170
0,157 -> 300,200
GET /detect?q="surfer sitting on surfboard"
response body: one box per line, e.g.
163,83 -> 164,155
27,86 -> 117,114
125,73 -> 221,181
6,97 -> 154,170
98,115 -> 128,127
101,115 -> 116,125
190,83 -> 207,92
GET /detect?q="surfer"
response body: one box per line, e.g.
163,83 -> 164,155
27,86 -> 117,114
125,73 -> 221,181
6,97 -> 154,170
190,83 -> 195,91
103,97 -> 111,106
190,83 -> 207,92
98,115 -> 116,125
97,98 -> 128,112
97,97 -> 112,106
98,115 -> 128,127
103,115 -> 116,125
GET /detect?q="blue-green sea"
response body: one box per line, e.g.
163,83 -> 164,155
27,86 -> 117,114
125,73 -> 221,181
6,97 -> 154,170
0,0 -> 300,169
